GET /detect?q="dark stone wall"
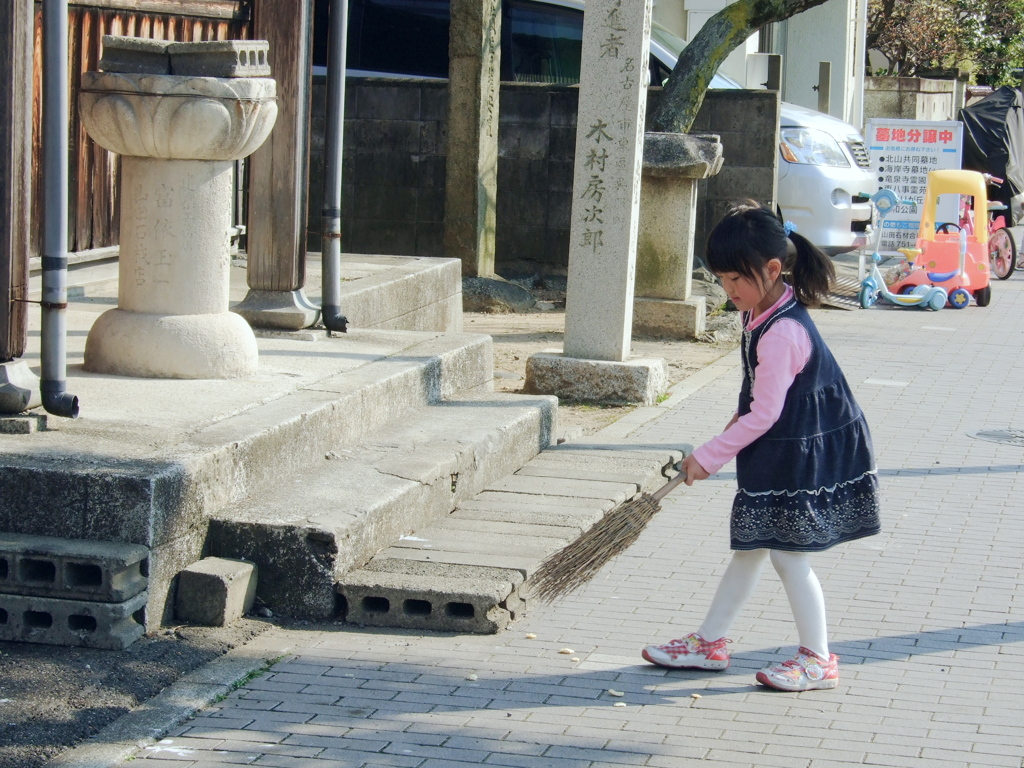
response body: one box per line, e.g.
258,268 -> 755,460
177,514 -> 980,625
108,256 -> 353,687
309,79 -> 449,258
308,78 -> 778,278
686,89 -> 781,265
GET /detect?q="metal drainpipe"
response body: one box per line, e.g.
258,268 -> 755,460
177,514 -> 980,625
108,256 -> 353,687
320,0 -> 349,336
40,0 -> 79,418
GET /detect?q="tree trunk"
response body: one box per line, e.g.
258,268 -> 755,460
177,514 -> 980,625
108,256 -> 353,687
651,0 -> 832,134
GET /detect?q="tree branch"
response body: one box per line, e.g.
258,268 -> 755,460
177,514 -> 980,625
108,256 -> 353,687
651,0 -> 832,134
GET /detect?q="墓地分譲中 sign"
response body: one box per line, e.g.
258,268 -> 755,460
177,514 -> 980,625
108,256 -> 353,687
866,119 -> 963,252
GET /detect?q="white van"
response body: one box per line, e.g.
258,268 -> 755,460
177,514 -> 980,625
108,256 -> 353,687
313,0 -> 876,254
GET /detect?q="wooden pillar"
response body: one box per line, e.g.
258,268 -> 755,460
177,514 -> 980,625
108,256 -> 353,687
816,61 -> 831,114
234,0 -> 319,330
766,54 -> 783,92
1,0 -> 33,363
444,0 -> 501,277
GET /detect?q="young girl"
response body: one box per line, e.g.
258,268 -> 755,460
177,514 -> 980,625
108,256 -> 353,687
642,202 -> 881,691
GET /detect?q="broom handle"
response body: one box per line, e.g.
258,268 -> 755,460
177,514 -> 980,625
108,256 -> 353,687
650,466 -> 688,504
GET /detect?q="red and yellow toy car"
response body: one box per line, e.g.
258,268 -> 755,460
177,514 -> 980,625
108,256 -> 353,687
889,170 -> 992,308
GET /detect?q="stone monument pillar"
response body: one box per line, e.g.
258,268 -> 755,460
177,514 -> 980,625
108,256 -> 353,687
444,0 -> 501,277
633,132 -> 724,339
79,38 -> 277,379
525,0 -> 666,405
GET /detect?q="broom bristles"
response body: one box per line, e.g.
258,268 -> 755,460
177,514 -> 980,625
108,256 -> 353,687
530,493 -> 662,602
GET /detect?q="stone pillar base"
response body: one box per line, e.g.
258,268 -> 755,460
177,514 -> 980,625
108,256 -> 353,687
0,360 -> 41,413
85,309 -> 258,379
233,288 -> 320,331
633,296 -> 706,340
524,352 -> 666,406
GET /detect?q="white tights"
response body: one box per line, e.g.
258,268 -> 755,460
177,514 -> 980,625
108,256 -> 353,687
697,549 -> 829,659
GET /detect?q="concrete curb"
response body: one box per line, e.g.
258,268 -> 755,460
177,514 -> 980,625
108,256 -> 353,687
43,628 -> 295,768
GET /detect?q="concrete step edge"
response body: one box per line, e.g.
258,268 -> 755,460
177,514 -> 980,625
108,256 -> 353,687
340,256 -> 463,331
188,330 -> 494,471
335,442 -> 688,634
209,392 -> 557,621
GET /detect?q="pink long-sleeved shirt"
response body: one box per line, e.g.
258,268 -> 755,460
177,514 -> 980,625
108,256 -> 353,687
691,285 -> 813,475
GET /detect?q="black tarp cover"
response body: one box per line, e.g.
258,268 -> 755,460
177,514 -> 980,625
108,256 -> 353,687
959,86 -> 1024,225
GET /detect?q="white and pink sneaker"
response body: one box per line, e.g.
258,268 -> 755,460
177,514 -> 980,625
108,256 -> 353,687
641,633 -> 731,670
756,647 -> 839,691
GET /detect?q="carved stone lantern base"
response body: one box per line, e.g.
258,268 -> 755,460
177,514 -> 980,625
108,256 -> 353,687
85,310 -> 259,379
78,68 -> 277,379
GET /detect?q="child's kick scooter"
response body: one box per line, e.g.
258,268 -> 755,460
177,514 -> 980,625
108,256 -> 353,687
859,189 -> 948,311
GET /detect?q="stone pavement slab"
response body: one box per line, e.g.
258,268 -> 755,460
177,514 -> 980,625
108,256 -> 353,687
57,275 -> 1024,767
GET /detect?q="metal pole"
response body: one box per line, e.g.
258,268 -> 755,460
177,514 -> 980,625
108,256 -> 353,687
320,0 -> 349,335
40,0 -> 79,417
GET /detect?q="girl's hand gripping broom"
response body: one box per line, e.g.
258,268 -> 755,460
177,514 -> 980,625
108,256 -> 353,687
530,468 -> 688,602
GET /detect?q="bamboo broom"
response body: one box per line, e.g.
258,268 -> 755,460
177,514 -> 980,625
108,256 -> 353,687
530,468 -> 688,602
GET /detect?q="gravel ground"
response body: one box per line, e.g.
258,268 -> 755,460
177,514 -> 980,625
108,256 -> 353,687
464,304 -> 739,436
0,619 -> 271,768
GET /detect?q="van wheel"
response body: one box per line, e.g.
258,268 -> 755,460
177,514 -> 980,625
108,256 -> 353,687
974,286 -> 992,307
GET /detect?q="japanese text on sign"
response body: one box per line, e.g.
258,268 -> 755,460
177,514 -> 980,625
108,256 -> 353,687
570,0 -> 650,260
866,118 -> 963,253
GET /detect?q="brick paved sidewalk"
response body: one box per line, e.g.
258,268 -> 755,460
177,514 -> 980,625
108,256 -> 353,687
113,278 -> 1024,768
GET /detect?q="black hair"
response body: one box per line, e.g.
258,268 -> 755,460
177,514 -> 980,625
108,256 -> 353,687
705,201 -> 835,307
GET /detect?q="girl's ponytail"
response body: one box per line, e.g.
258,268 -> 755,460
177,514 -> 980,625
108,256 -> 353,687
786,231 -> 835,307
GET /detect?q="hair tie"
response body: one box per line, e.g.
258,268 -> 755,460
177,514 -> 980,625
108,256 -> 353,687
783,220 -> 797,236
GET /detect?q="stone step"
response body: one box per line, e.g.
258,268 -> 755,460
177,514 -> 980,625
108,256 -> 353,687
1,328 -> 495,630
335,441 -> 688,633
0,533 -> 148,603
30,252 -> 464,334
208,391 -> 557,620
0,591 -> 147,650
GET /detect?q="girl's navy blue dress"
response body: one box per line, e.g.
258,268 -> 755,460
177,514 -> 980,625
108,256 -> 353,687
732,295 -> 881,552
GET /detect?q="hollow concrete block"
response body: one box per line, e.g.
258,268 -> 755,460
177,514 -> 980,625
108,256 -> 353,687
0,591 -> 146,649
99,35 -> 170,75
168,40 -> 272,78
